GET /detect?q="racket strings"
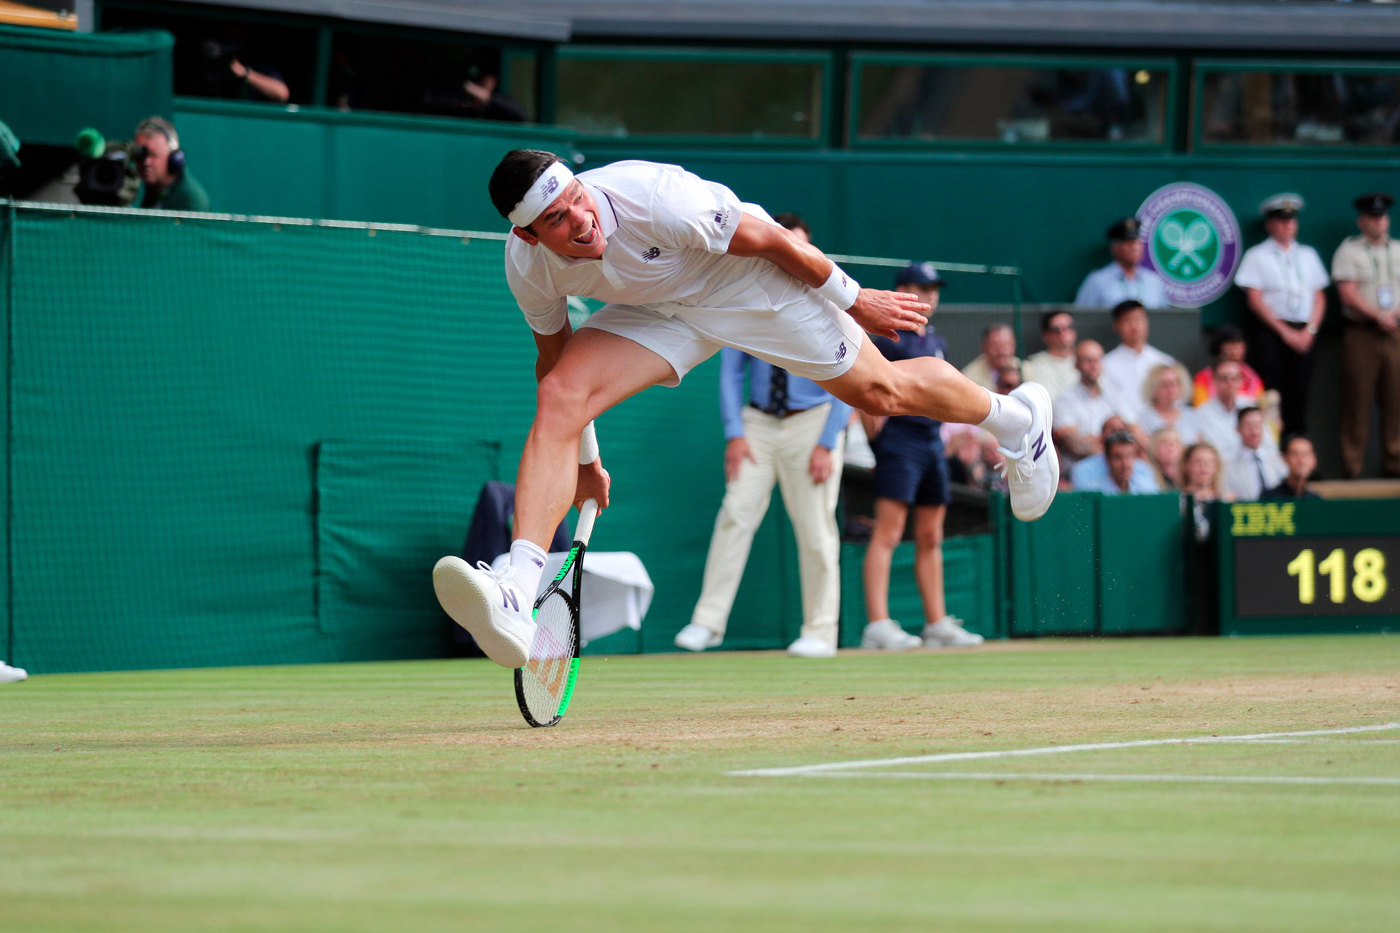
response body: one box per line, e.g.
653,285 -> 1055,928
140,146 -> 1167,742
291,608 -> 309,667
519,576 -> 578,721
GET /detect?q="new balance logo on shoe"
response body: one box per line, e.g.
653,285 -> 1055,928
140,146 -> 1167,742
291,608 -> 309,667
1031,432 -> 1047,462
641,247 -> 661,262
503,588 -> 519,612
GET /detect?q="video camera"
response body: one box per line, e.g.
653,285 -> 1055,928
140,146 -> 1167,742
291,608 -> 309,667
73,128 -> 142,207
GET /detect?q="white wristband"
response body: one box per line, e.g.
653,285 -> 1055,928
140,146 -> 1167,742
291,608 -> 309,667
579,421 -> 599,465
816,264 -> 860,310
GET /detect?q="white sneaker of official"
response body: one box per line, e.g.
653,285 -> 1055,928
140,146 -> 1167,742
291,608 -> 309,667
787,636 -> 837,659
491,551 -> 653,647
0,660 -> 29,683
860,619 -> 923,651
923,616 -> 985,648
674,623 -> 723,652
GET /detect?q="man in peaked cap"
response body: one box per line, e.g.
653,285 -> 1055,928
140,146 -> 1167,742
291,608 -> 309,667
1074,216 -> 1169,310
1331,192 -> 1400,477
1234,192 -> 1330,436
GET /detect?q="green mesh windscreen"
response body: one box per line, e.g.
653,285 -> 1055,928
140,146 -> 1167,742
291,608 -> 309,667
0,206 -> 753,672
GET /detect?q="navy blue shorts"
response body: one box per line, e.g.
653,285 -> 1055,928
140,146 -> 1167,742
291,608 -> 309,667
871,420 -> 952,507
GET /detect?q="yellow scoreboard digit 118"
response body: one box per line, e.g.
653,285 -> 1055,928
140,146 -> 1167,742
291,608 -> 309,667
1218,500 -> 1400,635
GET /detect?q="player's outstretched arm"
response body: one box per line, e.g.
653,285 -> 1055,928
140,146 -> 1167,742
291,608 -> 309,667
725,214 -> 928,339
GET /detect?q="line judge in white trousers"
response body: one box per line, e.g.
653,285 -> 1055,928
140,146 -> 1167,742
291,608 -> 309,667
675,346 -> 851,658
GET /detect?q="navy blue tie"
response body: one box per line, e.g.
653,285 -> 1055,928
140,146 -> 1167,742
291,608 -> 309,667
768,367 -> 788,416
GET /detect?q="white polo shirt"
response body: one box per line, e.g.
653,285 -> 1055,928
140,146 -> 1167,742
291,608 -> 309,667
1053,381 -> 1138,438
1234,239 -> 1330,323
1101,342 -> 1175,417
506,160 -> 806,335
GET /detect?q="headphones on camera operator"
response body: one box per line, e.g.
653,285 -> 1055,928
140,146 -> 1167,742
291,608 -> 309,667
134,116 -> 186,176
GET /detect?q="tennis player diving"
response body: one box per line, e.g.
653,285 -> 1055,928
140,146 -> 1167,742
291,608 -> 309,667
435,150 -> 1059,668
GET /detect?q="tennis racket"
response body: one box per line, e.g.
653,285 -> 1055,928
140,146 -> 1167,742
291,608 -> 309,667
515,498 -> 598,728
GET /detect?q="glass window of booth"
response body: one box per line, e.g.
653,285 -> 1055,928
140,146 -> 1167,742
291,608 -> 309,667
1198,66 -> 1400,148
852,55 -> 1172,146
556,48 -> 829,141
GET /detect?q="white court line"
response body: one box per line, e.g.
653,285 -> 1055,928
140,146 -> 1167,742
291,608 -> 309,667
727,722 -> 1400,778
801,772 -> 1400,787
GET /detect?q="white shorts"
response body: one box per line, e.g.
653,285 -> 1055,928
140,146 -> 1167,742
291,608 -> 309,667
578,295 -> 865,387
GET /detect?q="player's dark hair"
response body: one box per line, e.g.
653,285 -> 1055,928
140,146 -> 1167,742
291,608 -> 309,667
488,149 -> 562,226
1111,299 -> 1145,320
1040,309 -> 1073,333
1208,325 -> 1246,358
773,212 -> 811,239
1236,405 -> 1262,427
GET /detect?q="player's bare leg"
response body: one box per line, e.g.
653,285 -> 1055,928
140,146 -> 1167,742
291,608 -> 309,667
435,328 -> 673,668
820,341 -> 1058,521
515,328 -> 676,544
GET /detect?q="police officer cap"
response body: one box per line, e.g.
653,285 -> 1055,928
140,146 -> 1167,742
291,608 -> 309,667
1260,192 -> 1304,219
1106,217 -> 1142,241
895,261 -> 944,288
1353,192 -> 1393,216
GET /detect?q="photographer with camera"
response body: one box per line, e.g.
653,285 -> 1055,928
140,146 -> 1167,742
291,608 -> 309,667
133,117 -> 209,212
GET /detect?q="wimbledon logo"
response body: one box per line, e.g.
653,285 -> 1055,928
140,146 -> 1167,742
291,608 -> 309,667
1138,183 -> 1241,308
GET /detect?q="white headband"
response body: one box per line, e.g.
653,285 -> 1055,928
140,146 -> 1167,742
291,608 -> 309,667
508,162 -> 575,228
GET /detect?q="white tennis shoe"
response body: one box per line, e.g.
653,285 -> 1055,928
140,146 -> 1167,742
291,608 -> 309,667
787,636 -> 837,659
0,660 -> 27,683
860,619 -> 923,652
923,616 -> 985,648
433,556 -> 535,669
674,623 -> 723,652
998,382 -> 1059,522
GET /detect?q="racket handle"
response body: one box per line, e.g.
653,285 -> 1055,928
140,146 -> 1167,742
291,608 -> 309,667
575,498 -> 600,545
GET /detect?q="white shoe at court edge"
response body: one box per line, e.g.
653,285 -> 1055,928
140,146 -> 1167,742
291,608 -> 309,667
433,556 -> 536,669
997,382 -> 1060,522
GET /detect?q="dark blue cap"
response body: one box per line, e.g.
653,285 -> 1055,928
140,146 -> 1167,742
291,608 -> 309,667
895,261 -> 944,288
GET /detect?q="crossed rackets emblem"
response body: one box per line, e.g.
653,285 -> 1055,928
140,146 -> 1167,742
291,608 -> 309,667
1158,217 -> 1214,275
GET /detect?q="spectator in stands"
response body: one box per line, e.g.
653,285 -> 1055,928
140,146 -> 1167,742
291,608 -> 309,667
1181,441 -> 1227,543
425,66 -> 529,123
1052,339 -> 1141,465
1139,362 -> 1199,443
1191,325 -> 1264,407
1223,407 -> 1286,501
995,362 -> 1023,395
1022,310 -> 1079,399
1147,427 -> 1185,490
1235,193 -> 1330,436
133,117 -> 210,212
1181,443 -> 1226,503
1101,299 -> 1177,411
860,262 -> 984,650
199,26 -> 290,103
1331,192 -> 1400,479
1074,217 -> 1169,309
1071,426 -> 1160,495
960,323 -> 1020,392
674,213 -> 851,659
1195,359 -> 1257,461
1264,434 -> 1322,500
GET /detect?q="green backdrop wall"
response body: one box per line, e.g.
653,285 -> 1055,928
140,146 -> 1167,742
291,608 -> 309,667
0,205 -> 748,673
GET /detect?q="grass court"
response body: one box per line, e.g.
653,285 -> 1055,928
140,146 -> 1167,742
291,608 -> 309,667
3,634 -> 1398,932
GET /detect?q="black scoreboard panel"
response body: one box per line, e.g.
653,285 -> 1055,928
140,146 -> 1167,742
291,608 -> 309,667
1233,536 -> 1400,618
1218,500 -> 1400,636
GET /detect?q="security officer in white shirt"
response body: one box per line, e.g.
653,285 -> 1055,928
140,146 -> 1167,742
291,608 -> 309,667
1074,217 -> 1169,310
1234,193 -> 1330,436
432,150 -> 1060,669
1332,192 -> 1400,478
